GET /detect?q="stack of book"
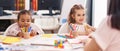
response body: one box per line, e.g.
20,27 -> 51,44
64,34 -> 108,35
15,0 -> 25,10
30,0 -> 38,11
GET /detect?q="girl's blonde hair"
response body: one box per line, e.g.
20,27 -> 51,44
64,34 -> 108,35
68,4 -> 84,24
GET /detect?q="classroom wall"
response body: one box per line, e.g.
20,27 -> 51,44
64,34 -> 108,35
92,0 -> 107,28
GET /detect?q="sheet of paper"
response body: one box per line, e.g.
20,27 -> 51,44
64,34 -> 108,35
41,34 -> 54,38
31,37 -> 56,46
71,43 -> 84,49
2,37 -> 21,44
30,35 -> 66,46
67,38 -> 81,44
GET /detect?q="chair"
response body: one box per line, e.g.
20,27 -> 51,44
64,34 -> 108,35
60,17 -> 67,25
34,17 -> 60,33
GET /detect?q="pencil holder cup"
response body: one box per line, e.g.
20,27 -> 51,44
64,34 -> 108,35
23,32 -> 30,39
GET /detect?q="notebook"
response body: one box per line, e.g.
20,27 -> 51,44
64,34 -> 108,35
2,36 -> 21,44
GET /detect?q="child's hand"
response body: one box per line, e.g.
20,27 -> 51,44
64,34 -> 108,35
72,31 -> 79,38
23,32 -> 30,39
85,26 -> 96,35
91,27 -> 96,32
17,32 -> 30,39
17,32 -> 24,38
30,30 -> 37,37
78,31 -> 89,36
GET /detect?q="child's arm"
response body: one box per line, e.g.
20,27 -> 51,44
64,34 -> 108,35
78,31 -> 89,35
87,24 -> 96,31
17,32 -> 24,38
90,27 -> 96,32
30,30 -> 38,37
85,24 -> 96,34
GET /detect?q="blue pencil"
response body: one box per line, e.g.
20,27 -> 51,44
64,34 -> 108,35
57,35 -> 66,38
69,25 -> 74,31
28,27 -> 32,32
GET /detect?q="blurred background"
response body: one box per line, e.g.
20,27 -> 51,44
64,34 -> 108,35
0,0 -> 108,33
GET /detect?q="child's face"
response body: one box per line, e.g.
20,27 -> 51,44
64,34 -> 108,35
18,14 -> 31,27
74,9 -> 85,24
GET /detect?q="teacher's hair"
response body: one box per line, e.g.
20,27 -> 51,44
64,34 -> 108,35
107,0 -> 120,30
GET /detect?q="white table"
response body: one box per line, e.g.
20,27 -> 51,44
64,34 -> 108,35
0,34 -> 85,51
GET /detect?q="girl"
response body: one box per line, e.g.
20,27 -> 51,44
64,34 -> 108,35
58,4 -> 95,38
4,10 -> 44,39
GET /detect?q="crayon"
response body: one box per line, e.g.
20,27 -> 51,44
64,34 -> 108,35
69,24 -> 74,31
28,27 -> 32,32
